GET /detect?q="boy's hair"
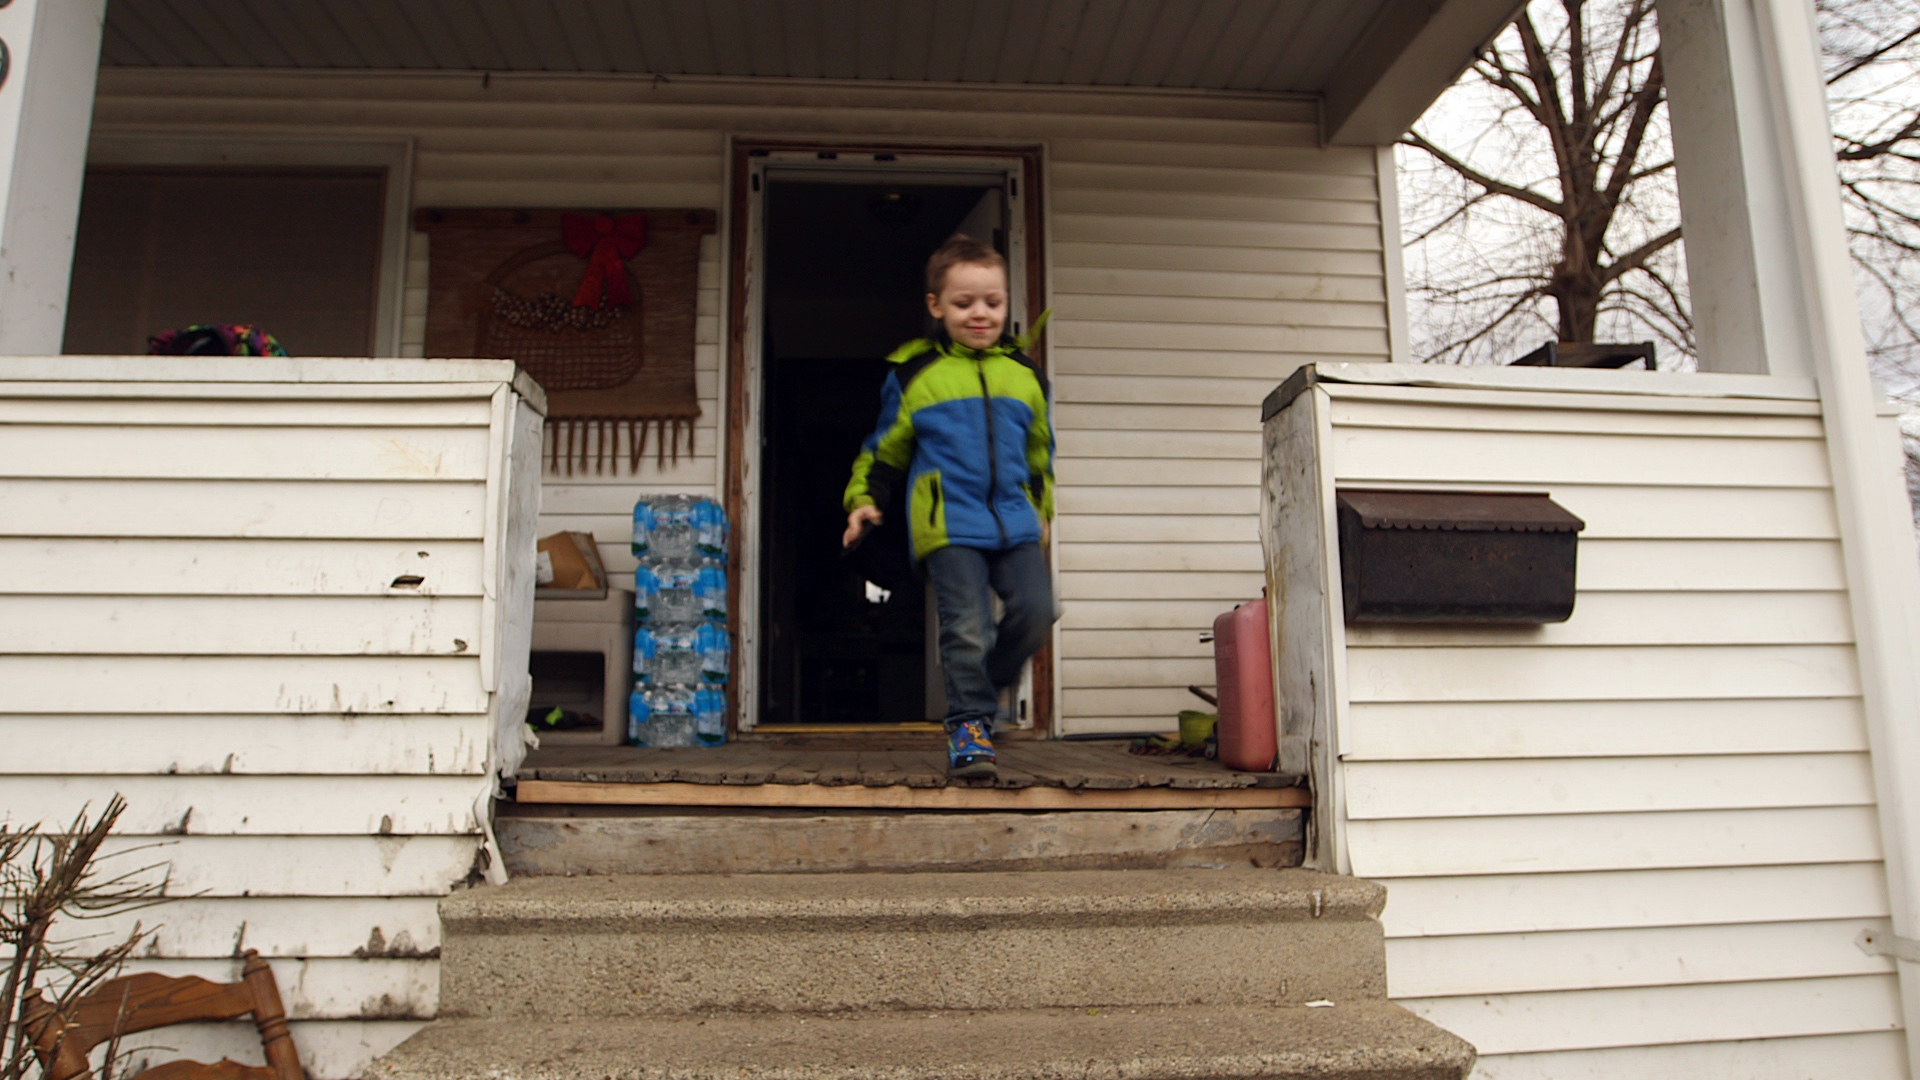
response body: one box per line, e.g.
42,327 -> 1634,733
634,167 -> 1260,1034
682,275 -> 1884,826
925,234 -> 1007,295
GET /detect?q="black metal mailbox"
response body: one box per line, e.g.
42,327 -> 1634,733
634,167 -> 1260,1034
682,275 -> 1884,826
1335,490 -> 1585,624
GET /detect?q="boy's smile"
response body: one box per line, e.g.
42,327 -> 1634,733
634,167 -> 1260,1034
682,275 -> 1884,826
927,261 -> 1008,350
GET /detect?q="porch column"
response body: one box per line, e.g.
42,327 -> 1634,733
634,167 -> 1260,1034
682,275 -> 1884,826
1662,0 -> 1920,1068
0,0 -> 104,355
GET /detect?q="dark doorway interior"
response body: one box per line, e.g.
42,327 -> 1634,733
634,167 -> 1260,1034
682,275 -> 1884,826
758,179 -> 1006,726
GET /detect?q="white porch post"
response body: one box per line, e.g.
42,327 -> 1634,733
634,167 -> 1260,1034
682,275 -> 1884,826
1662,0 -> 1920,1070
0,0 -> 104,355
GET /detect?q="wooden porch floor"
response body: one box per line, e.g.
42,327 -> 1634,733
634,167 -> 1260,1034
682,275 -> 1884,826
513,741 -> 1310,811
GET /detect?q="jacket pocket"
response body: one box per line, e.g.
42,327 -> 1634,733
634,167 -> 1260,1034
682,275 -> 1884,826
911,470 -> 946,554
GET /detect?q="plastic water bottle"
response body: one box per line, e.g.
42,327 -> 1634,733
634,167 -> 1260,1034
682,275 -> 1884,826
648,686 -> 698,747
652,562 -> 701,625
633,565 -> 659,624
631,627 -> 657,686
630,499 -> 657,559
693,687 -> 727,747
697,623 -> 731,685
695,563 -> 728,622
692,499 -> 729,561
650,495 -> 696,561
627,687 -> 652,746
651,627 -> 704,686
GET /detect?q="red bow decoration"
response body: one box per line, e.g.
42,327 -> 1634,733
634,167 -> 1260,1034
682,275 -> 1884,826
562,213 -> 646,308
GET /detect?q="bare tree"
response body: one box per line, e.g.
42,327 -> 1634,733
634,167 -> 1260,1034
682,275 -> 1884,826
1399,0 -> 1687,365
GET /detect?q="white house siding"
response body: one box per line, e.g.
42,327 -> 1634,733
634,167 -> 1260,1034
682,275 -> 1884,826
0,357 -> 540,1080
1288,368 -> 1903,1078
88,69 -> 1391,736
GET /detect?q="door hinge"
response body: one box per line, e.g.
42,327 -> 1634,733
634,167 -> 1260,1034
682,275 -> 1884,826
1856,929 -> 1920,963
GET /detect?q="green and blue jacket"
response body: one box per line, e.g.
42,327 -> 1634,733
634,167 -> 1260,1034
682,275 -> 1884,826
844,324 -> 1054,560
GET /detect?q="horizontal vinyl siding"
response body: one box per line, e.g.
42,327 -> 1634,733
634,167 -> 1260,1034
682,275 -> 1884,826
1049,131 -> 1387,734
98,69 -> 1391,738
1313,383 -> 1899,1077
0,375 -> 501,1079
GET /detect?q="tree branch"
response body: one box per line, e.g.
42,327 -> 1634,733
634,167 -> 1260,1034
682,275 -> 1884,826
1402,131 -> 1568,217
1601,225 -> 1684,283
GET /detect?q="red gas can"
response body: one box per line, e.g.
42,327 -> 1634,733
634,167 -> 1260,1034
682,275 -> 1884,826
1212,597 -> 1278,772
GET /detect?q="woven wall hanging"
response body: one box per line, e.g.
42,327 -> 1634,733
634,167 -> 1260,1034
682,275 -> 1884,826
416,208 -> 716,474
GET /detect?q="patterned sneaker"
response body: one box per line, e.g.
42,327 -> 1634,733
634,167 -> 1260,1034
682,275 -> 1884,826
947,718 -> 998,779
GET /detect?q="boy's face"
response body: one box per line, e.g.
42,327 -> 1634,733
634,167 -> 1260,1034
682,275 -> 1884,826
927,261 -> 1008,350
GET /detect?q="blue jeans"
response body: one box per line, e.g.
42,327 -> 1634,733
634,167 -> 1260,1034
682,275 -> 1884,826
922,542 -> 1056,730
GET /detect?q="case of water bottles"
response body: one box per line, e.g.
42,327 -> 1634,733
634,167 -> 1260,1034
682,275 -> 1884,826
628,494 -> 731,748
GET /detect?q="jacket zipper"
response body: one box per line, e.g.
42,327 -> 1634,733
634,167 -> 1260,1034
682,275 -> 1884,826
928,475 -> 942,526
976,357 -> 1008,547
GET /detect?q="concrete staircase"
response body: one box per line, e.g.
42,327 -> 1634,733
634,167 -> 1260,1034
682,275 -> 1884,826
369,868 -> 1474,1080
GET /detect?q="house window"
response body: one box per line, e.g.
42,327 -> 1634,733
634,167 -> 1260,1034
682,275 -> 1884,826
62,167 -> 387,357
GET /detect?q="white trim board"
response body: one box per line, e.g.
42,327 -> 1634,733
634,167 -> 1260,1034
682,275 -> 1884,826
83,134 -> 416,358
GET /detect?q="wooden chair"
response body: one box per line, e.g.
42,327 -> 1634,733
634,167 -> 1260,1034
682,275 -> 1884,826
21,950 -> 305,1080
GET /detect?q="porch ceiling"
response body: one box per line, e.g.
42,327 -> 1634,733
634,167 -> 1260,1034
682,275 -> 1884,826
101,0 -> 1524,144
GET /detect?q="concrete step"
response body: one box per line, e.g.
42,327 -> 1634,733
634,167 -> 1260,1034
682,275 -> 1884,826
439,868 -> 1386,1020
371,1003 -> 1475,1080
495,806 -> 1305,875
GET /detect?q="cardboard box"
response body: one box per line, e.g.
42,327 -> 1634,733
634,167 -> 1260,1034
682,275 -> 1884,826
536,531 -> 607,593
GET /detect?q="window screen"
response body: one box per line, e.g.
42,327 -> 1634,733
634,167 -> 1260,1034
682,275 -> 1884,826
62,167 -> 387,357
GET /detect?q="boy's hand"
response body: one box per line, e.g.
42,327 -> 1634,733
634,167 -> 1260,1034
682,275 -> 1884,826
844,505 -> 883,548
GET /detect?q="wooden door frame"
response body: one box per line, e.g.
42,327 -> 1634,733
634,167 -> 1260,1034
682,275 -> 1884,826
722,138 -> 1054,738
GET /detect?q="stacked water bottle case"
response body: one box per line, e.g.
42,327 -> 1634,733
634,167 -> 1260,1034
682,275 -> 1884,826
629,495 -> 731,748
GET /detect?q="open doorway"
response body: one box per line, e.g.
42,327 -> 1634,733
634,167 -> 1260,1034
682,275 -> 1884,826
755,175 -> 1013,727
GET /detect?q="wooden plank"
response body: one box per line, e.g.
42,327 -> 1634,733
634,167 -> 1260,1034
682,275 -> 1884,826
497,808 -> 1303,875
1468,1032 -> 1907,1080
1342,697 -> 1870,761
0,539 -> 486,597
1400,975 -> 1902,1057
0,775 -> 488,836
1344,643 -> 1862,703
117,957 -> 436,1021
513,779 -> 1309,810
0,425 -> 491,480
1385,918 -> 1893,1000
76,896 -> 443,959
0,714 -> 492,776
1344,590 -> 1855,649
0,479 -> 487,539
1330,427 -> 1832,488
97,835 -> 479,897
1374,862 -> 1892,938
1062,656 -> 1216,690
116,1019 -> 427,1080
0,655 -> 489,715
0,398 -> 493,427
1345,806 -> 1883,878
0,595 -> 486,655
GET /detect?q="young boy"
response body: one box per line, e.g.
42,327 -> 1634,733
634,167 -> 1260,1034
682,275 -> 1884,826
843,235 -> 1055,779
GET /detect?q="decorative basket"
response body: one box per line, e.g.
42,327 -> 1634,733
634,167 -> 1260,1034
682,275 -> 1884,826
475,240 -> 644,391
